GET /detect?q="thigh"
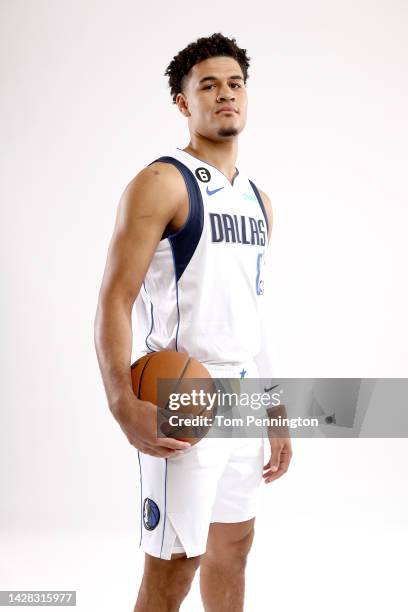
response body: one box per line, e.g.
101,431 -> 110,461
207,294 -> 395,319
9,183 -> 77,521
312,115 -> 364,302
206,518 -> 256,558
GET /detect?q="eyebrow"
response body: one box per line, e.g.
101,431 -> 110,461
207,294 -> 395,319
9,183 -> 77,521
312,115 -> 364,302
198,75 -> 244,84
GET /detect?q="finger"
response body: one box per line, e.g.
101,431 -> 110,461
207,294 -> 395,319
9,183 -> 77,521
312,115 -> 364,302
263,468 -> 284,479
136,447 -> 161,457
263,453 -> 291,471
165,450 -> 185,459
132,436 -> 187,457
136,439 -> 189,458
153,446 -> 185,458
264,473 -> 284,483
132,441 -> 162,456
148,446 -> 187,458
263,467 -> 287,482
263,455 -> 291,475
156,437 -> 191,450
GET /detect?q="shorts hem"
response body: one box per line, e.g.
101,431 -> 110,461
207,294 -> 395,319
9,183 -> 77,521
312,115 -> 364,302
210,509 -> 258,524
140,542 -> 205,560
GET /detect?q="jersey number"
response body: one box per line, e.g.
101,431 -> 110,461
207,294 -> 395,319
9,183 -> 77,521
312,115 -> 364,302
256,251 -> 265,296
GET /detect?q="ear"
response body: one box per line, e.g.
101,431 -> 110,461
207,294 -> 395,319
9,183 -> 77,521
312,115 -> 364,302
176,92 -> 191,117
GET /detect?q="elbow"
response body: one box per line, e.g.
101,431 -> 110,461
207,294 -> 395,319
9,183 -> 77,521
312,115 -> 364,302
93,290 -> 133,345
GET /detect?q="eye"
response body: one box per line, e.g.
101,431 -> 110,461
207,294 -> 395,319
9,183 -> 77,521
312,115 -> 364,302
202,82 -> 243,90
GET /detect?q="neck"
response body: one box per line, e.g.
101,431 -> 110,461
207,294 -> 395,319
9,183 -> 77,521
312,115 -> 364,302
183,135 -> 238,183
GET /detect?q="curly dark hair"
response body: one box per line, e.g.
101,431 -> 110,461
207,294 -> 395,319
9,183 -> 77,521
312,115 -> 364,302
164,32 -> 251,104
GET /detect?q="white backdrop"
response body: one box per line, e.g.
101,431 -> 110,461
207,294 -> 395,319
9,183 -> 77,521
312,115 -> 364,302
1,1 -> 407,610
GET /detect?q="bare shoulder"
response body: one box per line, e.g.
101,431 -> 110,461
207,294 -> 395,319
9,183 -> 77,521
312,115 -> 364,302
123,160 -> 186,208
137,160 -> 186,191
258,189 -> 273,241
99,161 -> 188,305
116,161 -> 187,230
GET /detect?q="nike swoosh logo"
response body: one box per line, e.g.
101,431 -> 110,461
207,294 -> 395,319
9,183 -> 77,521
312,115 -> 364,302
264,384 -> 279,392
206,185 -> 225,196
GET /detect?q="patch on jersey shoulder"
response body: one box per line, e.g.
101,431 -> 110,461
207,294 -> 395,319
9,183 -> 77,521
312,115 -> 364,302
195,167 -> 211,183
143,497 -> 160,531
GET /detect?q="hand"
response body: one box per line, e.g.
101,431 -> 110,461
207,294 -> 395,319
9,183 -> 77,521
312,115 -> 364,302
263,437 -> 292,484
113,396 -> 191,458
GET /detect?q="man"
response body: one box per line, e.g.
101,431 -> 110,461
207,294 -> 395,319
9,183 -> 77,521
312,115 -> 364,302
94,32 -> 292,612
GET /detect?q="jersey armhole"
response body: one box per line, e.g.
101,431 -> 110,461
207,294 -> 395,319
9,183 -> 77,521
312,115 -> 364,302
248,179 -> 269,235
147,156 -> 204,282
147,156 -> 193,241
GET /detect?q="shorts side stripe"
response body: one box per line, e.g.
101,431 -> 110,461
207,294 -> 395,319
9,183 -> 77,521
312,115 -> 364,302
160,458 -> 168,558
137,451 -> 143,547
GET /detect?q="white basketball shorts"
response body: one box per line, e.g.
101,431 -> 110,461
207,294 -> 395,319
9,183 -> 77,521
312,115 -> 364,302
136,361 -> 265,560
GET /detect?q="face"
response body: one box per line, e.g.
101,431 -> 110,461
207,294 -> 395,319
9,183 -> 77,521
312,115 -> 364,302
176,56 -> 248,141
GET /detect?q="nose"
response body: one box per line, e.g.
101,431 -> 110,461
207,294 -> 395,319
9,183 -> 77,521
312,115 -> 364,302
216,88 -> 235,102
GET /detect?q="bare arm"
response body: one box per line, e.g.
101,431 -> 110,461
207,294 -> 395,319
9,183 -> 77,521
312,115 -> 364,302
258,189 -> 293,483
94,162 -> 190,456
254,189 -> 275,379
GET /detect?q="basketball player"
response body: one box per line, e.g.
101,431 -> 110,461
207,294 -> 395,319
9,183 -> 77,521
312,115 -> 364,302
94,33 -> 292,612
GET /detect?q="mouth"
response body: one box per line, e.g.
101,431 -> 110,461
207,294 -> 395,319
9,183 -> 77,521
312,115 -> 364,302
216,107 -> 238,114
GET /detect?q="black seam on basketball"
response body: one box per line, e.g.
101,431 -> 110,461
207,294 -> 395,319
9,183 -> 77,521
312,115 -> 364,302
138,353 -> 156,399
183,361 -> 216,419
184,361 -> 206,418
161,357 -> 195,436
162,356 -> 191,412
131,353 -> 151,370
162,359 -> 215,438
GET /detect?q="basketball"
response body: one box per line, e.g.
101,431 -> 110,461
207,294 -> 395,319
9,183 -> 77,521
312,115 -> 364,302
130,350 -> 217,445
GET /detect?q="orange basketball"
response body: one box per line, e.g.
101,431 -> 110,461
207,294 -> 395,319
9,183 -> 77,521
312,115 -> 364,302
130,350 -> 217,445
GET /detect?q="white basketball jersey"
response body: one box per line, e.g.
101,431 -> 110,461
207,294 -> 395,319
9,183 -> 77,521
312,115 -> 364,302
133,147 -> 269,366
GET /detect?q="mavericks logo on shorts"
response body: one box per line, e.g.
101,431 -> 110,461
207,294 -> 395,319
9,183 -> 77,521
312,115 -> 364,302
143,497 -> 160,531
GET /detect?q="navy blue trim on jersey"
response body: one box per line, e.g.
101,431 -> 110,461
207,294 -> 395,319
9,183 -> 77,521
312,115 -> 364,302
231,168 -> 239,186
148,156 -> 204,282
249,179 -> 269,235
160,458 -> 168,558
169,244 -> 181,351
143,281 -> 155,351
145,301 -> 154,351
